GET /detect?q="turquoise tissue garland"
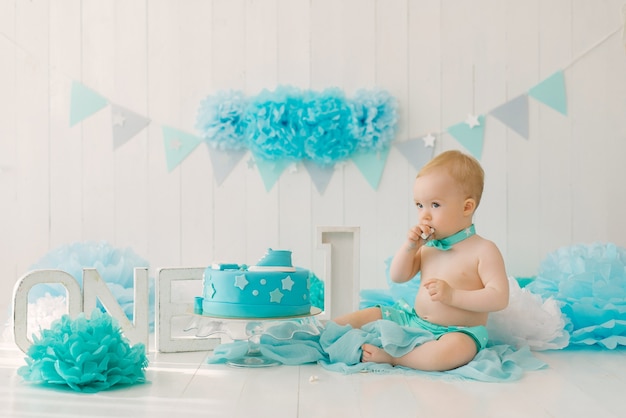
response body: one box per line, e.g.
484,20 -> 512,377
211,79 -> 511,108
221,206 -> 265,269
195,86 -> 398,166
18,310 -> 148,393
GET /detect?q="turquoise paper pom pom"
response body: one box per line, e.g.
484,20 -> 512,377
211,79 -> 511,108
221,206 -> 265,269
28,241 -> 153,329
196,89 -> 248,150
194,86 -> 398,167
526,243 -> 626,348
245,86 -> 305,161
349,89 -> 398,151
301,88 -> 356,166
18,310 -> 148,393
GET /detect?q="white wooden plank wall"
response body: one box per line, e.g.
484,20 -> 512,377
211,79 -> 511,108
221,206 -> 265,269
1,0 -> 626,316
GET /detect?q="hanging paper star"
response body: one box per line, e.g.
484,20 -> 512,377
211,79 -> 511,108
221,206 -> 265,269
422,133 -> 436,147
234,274 -> 249,290
112,111 -> 126,127
447,115 -> 485,160
465,114 -> 480,129
288,163 -> 298,174
111,104 -> 151,149
269,288 -> 284,303
246,157 -> 256,169
282,276 -> 294,291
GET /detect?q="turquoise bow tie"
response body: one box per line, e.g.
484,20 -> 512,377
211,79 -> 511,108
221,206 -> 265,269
425,224 -> 476,251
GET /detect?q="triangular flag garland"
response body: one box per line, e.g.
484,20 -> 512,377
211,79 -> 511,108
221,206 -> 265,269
252,156 -> 292,192
110,104 -> 151,149
394,137 -> 435,172
528,70 -> 568,116
69,81 -> 109,126
303,160 -> 336,195
69,66 -> 572,193
24,22 -> 617,194
161,126 -> 203,172
351,148 -> 391,190
206,145 -> 247,186
447,115 -> 486,160
489,95 -> 529,139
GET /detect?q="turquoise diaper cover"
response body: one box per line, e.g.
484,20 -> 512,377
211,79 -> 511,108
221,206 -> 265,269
379,299 -> 488,350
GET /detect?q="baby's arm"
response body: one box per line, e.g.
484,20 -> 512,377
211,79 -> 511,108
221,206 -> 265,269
389,224 -> 433,283
423,241 -> 509,312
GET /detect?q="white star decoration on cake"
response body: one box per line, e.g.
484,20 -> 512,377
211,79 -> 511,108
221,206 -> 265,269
422,133 -> 436,147
282,276 -> 294,291
269,288 -> 284,303
465,114 -> 480,129
234,274 -> 249,290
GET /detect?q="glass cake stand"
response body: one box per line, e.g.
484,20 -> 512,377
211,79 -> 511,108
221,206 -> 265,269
185,307 -> 323,368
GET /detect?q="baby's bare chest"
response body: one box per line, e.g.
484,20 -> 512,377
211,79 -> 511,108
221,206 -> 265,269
420,250 -> 483,290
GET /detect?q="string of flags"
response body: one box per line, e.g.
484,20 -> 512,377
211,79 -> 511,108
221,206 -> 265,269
0,7 -> 620,190
69,68 -> 567,194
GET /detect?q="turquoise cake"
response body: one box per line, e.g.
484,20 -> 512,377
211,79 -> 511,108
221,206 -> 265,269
200,249 -> 311,318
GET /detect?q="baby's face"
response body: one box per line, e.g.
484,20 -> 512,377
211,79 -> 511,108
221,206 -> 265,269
413,170 -> 468,239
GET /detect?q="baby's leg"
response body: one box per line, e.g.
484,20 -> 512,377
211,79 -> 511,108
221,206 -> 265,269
361,332 -> 477,371
333,307 -> 382,329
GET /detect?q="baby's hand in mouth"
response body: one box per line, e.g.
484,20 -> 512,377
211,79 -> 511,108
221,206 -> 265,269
420,227 -> 435,240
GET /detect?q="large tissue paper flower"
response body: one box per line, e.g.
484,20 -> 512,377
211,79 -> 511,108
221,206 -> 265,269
18,309 -> 148,392
526,243 -> 626,348
349,89 -> 398,151
245,86 -> 305,161
301,88 -> 357,166
196,90 -> 248,150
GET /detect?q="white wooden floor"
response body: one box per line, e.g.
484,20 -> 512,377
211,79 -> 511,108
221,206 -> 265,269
1,342 -> 626,418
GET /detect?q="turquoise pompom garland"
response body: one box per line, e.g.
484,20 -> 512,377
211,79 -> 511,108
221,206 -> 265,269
18,309 -> 148,393
195,86 -> 398,166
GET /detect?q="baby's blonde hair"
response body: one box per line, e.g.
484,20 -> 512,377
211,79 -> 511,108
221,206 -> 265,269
417,150 -> 485,208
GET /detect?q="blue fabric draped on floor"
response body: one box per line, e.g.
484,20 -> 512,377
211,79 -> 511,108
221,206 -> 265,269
207,320 -> 546,382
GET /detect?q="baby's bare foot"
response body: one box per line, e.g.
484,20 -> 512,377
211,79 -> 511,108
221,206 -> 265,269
361,343 -> 394,364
